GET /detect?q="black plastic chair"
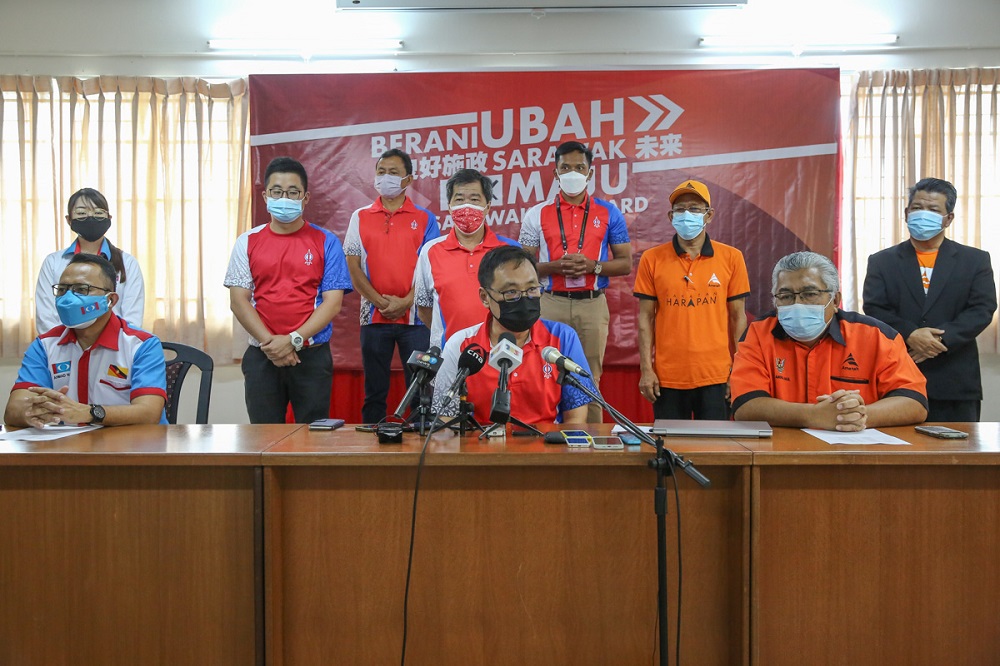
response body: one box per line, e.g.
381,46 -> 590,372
161,342 -> 214,424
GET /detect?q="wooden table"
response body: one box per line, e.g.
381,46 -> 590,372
261,426 -> 752,666
0,424 -> 300,666
742,423 -> 1000,666
5,422 -> 998,666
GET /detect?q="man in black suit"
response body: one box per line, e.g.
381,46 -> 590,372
863,177 -> 997,422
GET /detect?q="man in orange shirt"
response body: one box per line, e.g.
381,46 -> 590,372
731,252 -> 927,431
634,180 -> 749,419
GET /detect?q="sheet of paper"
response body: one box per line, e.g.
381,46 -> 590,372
801,428 -> 910,445
611,424 -> 654,434
0,424 -> 102,441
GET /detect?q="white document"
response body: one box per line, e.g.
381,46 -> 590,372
0,424 -> 102,441
801,428 -> 910,445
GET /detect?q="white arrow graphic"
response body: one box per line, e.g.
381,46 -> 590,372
630,94 -> 685,132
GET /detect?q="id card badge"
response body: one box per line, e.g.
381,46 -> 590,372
564,275 -> 586,289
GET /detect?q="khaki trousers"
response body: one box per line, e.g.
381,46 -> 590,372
541,292 -> 609,423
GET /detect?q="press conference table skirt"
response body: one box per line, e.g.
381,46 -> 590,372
1,423 -> 997,665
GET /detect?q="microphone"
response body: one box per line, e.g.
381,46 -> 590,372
542,346 -> 591,378
392,346 -> 442,419
441,343 -> 487,407
488,333 -> 523,423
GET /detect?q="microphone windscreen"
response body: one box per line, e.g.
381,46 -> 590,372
458,343 -> 487,374
542,346 -> 561,365
543,431 -> 566,444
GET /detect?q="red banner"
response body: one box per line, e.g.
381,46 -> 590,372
249,70 -> 841,370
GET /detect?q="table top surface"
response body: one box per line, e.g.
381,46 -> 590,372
1,422 -> 996,466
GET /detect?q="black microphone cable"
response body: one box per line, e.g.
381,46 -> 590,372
400,344 -> 485,666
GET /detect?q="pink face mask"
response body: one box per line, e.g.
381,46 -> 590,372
451,203 -> 486,235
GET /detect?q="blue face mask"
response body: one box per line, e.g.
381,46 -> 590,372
266,197 -> 303,224
56,291 -> 111,329
906,210 -> 944,241
777,302 -> 832,343
672,211 -> 706,241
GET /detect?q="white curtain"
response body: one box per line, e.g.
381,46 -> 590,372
0,75 -> 252,362
844,68 -> 1000,351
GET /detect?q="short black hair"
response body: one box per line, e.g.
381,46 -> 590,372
265,156 -> 308,191
446,168 -> 494,203
68,253 -> 117,292
908,177 -> 957,213
555,141 -> 593,167
378,149 -> 413,176
478,245 -> 538,289
67,188 -> 110,216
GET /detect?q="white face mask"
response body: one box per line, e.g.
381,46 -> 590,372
374,174 -> 406,198
558,171 -> 590,196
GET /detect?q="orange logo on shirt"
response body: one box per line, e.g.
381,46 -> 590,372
775,358 -> 785,374
708,273 -> 721,287
107,364 -> 128,379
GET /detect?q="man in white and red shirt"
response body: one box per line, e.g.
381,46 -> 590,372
519,141 -> 632,422
414,168 -> 518,348
225,157 -> 353,424
344,149 -> 440,424
6,253 -> 167,428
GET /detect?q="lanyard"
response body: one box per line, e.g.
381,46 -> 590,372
555,196 -> 591,254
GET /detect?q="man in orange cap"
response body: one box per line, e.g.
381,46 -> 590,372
634,179 -> 750,420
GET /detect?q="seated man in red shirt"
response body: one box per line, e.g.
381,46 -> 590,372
431,245 -> 594,424
731,251 -> 927,431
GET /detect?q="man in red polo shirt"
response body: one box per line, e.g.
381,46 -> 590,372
731,252 -> 927,431
519,141 -> 632,422
345,149 -> 440,424
414,168 -> 518,348
431,245 -> 593,424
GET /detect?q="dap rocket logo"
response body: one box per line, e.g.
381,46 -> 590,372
304,249 -> 314,266
410,219 -> 418,230
51,361 -> 72,378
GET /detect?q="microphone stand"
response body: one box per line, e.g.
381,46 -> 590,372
555,369 -> 710,666
431,381 -> 487,436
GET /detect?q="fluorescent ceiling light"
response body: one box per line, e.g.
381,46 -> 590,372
207,38 -> 403,56
699,34 -> 899,51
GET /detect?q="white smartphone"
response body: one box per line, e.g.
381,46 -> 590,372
592,436 -> 624,450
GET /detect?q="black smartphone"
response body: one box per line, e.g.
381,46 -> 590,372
309,418 -> 345,431
914,425 -> 968,439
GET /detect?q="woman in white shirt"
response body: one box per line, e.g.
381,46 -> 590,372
34,188 -> 146,333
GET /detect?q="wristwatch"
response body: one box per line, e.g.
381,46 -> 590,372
89,404 -> 106,424
593,261 -> 603,275
289,330 -> 305,352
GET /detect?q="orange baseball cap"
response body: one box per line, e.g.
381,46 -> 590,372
669,180 -> 711,206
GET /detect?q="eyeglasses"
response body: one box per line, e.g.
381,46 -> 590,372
488,286 -> 543,303
52,283 -> 113,297
671,206 -> 710,215
772,289 -> 833,306
266,187 -> 304,200
71,209 -> 110,219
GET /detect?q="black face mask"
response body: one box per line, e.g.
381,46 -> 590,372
494,297 -> 541,333
71,216 -> 111,243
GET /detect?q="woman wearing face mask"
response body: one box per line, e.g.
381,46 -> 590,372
34,188 -> 145,334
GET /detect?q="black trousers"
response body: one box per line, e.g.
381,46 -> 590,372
241,344 -> 333,424
927,398 -> 981,423
653,383 -> 730,421
360,323 -> 431,425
